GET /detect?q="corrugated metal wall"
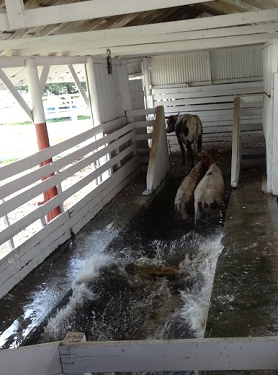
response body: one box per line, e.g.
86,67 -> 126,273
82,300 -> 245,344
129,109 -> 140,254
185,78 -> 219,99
211,45 -> 263,81
150,51 -> 211,86
150,45 -> 263,86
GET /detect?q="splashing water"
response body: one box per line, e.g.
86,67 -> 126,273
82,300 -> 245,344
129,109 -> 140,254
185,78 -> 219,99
41,230 -> 223,344
42,253 -> 115,341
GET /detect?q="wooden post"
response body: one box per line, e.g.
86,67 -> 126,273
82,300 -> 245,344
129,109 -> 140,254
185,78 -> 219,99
85,56 -> 103,184
0,199 -> 15,251
144,106 -> 170,194
142,57 -> 154,109
25,58 -> 60,222
60,332 -> 90,375
231,96 -> 241,188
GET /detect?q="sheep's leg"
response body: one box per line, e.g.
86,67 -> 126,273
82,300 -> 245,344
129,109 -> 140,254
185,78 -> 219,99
178,139 -> 186,165
186,142 -> 194,169
197,136 -> 202,153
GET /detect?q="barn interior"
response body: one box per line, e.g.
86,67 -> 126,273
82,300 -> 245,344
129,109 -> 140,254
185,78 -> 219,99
1,1 -> 278,373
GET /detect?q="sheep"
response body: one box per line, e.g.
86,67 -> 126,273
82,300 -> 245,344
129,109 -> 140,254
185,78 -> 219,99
166,113 -> 203,169
194,163 -> 225,224
174,149 -> 221,220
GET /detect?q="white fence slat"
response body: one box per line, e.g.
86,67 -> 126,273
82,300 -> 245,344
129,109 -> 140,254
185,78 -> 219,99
0,341 -> 62,375
0,142 -> 137,247
0,115 -> 125,182
0,122 -> 104,181
70,158 -> 139,235
59,336 -> 278,373
152,81 -> 263,94
0,122 -> 134,200
135,120 -> 156,128
126,108 -> 156,116
153,87 -> 263,100
0,211 -> 70,278
0,127 -> 136,219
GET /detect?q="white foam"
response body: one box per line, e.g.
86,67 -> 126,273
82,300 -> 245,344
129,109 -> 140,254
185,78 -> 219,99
179,233 -> 223,337
43,253 -> 115,341
72,253 -> 115,287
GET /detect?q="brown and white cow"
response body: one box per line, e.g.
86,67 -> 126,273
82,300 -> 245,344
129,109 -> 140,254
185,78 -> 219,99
166,113 -> 203,169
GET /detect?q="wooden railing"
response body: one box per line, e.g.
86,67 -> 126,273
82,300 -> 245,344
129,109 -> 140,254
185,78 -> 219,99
0,106 -> 170,300
1,332 -> 278,374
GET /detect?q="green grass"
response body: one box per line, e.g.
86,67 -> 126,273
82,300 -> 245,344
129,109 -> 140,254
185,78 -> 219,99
0,115 -> 90,126
0,158 -> 19,165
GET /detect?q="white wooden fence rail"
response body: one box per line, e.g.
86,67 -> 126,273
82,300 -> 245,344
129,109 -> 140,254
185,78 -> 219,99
0,106 -> 170,300
1,334 -> 278,375
231,97 -> 241,188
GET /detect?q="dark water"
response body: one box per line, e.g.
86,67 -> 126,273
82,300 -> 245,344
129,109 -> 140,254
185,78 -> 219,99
39,176 -> 229,346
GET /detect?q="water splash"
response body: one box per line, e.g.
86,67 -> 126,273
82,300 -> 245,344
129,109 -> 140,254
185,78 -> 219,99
42,253 -> 115,341
178,233 -> 223,337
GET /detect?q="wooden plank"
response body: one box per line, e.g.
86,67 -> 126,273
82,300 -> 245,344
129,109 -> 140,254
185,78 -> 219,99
152,81 -> 263,95
154,94 -> 262,105
153,87 -> 263,100
1,231 -> 71,300
1,0 -> 209,31
135,120 -> 156,128
59,336 -> 278,373
231,97 -> 241,188
0,122 -> 104,180
127,108 -> 156,117
0,128 -> 136,218
71,158 -> 140,235
0,121 -> 134,199
0,210 -> 70,274
0,142 -> 137,247
0,341 -> 62,375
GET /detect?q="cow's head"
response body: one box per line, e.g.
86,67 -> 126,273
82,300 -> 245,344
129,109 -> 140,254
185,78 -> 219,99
166,115 -> 178,133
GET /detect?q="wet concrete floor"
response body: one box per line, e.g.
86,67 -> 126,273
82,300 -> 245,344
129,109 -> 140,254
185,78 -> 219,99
205,166 -> 278,374
1,155 -> 278,375
0,172 -> 165,349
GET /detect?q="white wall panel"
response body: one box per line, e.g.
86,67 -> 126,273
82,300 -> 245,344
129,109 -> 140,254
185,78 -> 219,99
94,65 -> 123,123
211,45 -> 263,81
150,51 -> 210,86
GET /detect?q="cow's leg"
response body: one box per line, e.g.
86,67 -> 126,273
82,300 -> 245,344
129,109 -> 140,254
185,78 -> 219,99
186,142 -> 194,169
178,139 -> 186,165
197,136 -> 202,153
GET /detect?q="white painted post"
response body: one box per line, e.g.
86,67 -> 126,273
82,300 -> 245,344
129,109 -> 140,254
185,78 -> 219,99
0,199 -> 15,251
262,41 -> 278,195
143,106 -> 170,194
60,332 -> 90,375
142,57 -> 154,109
231,96 -> 241,188
25,58 -> 60,222
85,56 -> 102,185
272,73 -> 278,195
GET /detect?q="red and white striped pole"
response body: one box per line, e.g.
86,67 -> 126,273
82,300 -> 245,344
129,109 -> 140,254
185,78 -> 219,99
25,58 -> 60,222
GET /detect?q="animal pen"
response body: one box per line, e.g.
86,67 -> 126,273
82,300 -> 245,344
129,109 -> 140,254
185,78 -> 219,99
1,1 -> 278,374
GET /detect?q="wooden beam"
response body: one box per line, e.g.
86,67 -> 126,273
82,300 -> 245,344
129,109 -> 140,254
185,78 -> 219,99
18,22 -> 278,56
59,336 -> 278,373
0,8 -> 278,55
71,33 -> 278,57
0,0 -> 211,31
0,67 -> 33,120
4,0 -> 26,30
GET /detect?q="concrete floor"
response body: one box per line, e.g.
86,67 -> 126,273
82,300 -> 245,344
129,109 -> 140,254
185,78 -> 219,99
1,156 -> 278,375
205,166 -> 278,374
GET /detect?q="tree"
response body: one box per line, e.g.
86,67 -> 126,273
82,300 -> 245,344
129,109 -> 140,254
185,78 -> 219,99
17,82 -> 87,96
